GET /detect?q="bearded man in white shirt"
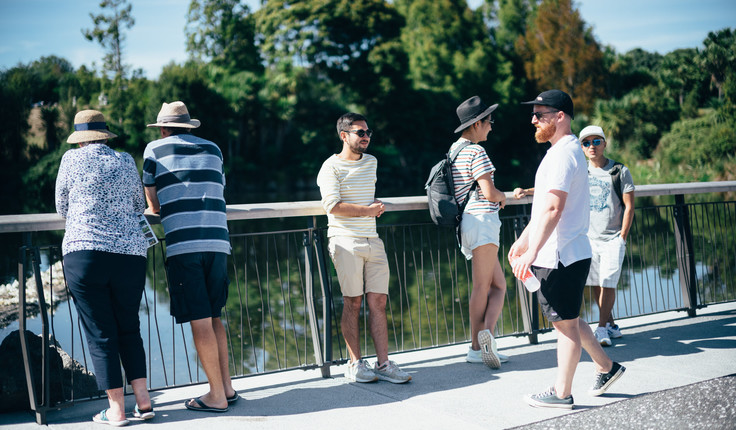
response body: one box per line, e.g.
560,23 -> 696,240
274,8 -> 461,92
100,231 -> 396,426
510,90 -> 626,409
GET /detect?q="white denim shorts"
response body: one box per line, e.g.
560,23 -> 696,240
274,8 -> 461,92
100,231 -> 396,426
459,211 -> 502,260
586,235 -> 626,288
328,236 -> 390,297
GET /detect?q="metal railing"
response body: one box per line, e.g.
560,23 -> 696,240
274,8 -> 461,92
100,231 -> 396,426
2,181 -> 735,424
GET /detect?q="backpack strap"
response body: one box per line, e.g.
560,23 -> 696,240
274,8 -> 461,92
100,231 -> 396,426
449,141 -> 478,213
609,161 -> 625,209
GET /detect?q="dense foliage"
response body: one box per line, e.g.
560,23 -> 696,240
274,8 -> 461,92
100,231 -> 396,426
1,0 -> 735,216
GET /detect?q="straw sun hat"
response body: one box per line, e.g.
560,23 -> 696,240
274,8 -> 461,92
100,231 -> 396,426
66,110 -> 117,144
146,101 -> 201,129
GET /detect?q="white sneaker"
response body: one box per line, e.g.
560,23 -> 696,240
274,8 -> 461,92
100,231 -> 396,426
493,338 -> 510,363
373,360 -> 412,384
466,347 -> 483,363
345,359 -> 378,383
607,323 -> 623,339
595,326 -> 612,346
478,329 -> 501,369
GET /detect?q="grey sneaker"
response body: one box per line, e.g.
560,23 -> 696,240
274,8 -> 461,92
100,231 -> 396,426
373,360 -> 412,384
525,386 -> 574,409
345,359 -> 378,383
478,329 -> 501,369
589,361 -> 626,396
595,326 -> 612,346
607,323 -> 623,339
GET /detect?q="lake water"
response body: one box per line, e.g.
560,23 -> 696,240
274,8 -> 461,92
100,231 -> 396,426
2,258 -> 713,391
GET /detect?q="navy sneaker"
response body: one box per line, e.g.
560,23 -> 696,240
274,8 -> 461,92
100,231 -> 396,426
589,362 -> 626,396
525,386 -> 574,409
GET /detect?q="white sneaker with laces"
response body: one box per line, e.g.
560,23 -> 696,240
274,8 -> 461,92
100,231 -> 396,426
373,360 -> 412,383
595,326 -> 612,346
345,359 -> 378,383
607,322 -> 623,339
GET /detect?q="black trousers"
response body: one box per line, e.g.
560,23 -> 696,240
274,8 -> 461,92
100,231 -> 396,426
63,250 -> 147,391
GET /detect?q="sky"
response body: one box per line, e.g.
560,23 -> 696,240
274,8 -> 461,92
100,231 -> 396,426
0,0 -> 734,80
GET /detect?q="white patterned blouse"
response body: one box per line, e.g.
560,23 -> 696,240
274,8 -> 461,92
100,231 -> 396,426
55,143 -> 147,257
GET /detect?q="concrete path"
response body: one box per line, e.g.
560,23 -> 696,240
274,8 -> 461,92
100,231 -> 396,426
2,302 -> 735,429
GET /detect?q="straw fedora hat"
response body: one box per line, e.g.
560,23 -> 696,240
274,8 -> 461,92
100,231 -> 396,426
66,110 -> 117,144
147,101 -> 201,128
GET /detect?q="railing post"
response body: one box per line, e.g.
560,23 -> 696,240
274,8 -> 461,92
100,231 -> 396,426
512,212 -> 539,344
303,223 -> 327,376
18,246 -> 51,425
311,220 -> 334,376
673,194 -> 699,317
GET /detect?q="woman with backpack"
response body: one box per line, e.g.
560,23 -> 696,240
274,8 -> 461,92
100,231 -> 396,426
450,96 -> 509,369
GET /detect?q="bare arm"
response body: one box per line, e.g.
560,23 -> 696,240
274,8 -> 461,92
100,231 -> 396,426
144,186 -> 160,214
477,173 -> 506,209
620,192 -> 635,241
511,189 -> 567,279
513,187 -> 534,199
329,199 -> 385,218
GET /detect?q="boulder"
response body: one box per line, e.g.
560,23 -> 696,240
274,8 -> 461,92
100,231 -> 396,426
0,330 -> 102,412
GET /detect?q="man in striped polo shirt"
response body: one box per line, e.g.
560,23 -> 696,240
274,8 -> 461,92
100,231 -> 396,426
317,112 -> 411,384
143,101 -> 237,413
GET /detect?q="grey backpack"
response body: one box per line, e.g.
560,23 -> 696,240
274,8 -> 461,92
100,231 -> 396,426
425,142 -> 477,226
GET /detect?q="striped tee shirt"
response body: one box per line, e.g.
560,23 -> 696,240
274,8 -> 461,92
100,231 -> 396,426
142,134 -> 231,257
449,138 -> 500,215
317,153 -> 378,238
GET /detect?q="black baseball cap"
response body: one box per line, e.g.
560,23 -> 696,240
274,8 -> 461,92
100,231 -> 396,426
521,89 -> 574,119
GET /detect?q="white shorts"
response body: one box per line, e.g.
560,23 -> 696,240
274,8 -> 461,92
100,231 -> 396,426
328,236 -> 390,297
586,235 -> 626,288
460,211 -> 501,260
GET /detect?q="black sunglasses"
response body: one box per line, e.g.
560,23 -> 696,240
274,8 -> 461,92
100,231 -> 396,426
346,129 -> 373,138
582,138 -> 603,147
531,110 -> 559,120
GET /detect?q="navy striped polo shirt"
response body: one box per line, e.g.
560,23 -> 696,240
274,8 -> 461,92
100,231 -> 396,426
142,134 -> 231,257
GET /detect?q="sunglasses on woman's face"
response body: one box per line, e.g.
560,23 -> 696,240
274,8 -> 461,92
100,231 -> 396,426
582,138 -> 603,147
346,129 -> 373,138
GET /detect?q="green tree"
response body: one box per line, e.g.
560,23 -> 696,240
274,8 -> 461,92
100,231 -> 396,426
255,0 -> 406,102
657,48 -> 708,112
592,85 -> 679,158
0,67 -> 34,214
493,0 -> 532,52
656,108 -> 736,182
395,0 -> 492,97
186,0 -> 262,74
517,0 -> 605,114
604,48 -> 661,99
701,28 -> 736,102
83,0 -> 135,79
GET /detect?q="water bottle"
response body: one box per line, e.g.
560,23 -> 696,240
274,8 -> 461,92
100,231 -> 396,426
509,256 -> 541,292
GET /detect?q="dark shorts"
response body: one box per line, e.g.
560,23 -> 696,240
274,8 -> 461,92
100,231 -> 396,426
531,258 -> 591,322
165,252 -> 230,324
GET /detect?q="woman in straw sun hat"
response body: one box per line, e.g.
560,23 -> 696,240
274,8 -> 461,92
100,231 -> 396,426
56,110 -> 155,426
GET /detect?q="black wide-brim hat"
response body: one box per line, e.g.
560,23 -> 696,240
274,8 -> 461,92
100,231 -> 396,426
454,96 -> 498,133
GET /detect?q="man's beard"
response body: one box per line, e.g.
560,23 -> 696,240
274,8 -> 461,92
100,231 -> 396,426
349,141 -> 368,154
535,122 -> 556,143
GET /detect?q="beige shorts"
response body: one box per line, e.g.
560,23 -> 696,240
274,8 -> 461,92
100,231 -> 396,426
328,236 -> 389,297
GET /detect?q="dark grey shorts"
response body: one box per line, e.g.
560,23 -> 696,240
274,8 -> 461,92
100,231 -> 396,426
165,252 -> 229,324
532,258 -> 591,322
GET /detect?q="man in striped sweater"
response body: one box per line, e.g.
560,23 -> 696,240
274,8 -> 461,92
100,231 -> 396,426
143,101 -> 237,413
317,112 -> 411,384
